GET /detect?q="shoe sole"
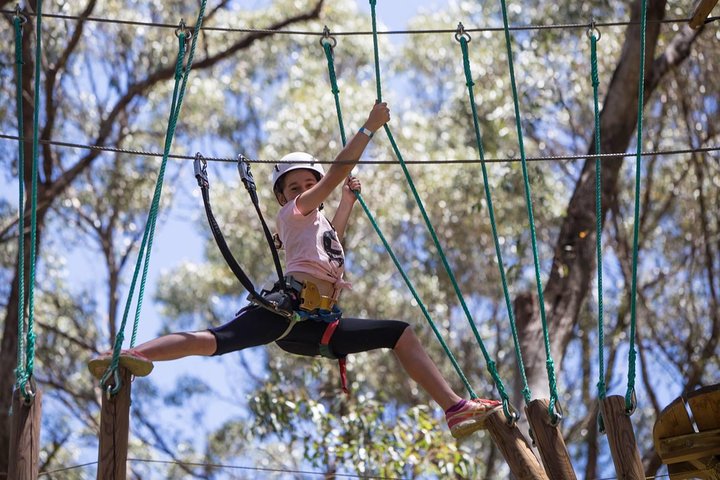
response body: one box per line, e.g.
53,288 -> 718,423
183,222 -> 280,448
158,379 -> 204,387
87,354 -> 153,380
450,405 -> 502,439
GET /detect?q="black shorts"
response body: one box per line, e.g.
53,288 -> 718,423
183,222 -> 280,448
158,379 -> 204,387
209,305 -> 409,358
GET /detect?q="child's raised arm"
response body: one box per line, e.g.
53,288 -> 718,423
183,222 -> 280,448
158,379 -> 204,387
332,176 -> 361,243
295,102 -> 389,215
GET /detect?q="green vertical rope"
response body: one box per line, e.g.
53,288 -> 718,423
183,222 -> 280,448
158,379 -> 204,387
130,11 -> 207,348
368,0 -> 382,102
21,0 -> 44,398
100,5 -> 207,394
320,35 -> 476,398
590,29 -> 607,400
626,0 -> 649,412
497,0 -> 560,419
368,0 -> 515,418
458,34 -> 532,405
13,12 -> 28,391
100,34 -> 187,391
321,40 -> 347,146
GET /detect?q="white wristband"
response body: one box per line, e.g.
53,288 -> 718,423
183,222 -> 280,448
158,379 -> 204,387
358,127 -> 374,138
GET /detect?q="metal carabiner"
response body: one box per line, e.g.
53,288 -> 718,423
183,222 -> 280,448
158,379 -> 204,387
454,22 -> 472,43
237,154 -> 256,192
193,152 -> 209,188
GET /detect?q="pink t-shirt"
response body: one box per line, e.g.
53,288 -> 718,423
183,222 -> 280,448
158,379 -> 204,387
276,199 -> 350,292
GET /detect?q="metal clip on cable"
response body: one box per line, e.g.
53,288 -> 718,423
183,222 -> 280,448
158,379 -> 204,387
320,25 -> 337,49
175,18 -> 193,42
194,152 -> 209,188
454,22 -> 471,43
14,4 -> 28,25
587,18 -> 601,40
238,154 -> 258,204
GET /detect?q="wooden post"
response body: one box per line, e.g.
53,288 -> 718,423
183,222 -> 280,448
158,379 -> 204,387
8,386 -> 42,480
689,0 -> 719,28
600,395 -> 645,480
485,407 -> 550,480
525,398 -> 577,480
97,367 -> 132,480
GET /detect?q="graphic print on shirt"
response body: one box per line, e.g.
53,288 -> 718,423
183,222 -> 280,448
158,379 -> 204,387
322,230 -> 344,267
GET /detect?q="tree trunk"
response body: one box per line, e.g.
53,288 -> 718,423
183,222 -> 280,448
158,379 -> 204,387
514,0 -> 703,400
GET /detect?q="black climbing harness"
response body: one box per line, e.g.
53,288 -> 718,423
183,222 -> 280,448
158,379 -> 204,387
193,153 -> 348,392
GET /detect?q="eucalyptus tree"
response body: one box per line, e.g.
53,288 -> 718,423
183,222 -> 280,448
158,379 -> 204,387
0,0 -> 324,474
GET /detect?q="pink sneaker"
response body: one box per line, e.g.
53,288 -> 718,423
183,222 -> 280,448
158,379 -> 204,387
446,398 -> 502,439
88,349 -> 154,379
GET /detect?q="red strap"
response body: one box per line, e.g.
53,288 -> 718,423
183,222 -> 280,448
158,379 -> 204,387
339,358 -> 348,395
319,320 -> 348,394
320,319 -> 340,345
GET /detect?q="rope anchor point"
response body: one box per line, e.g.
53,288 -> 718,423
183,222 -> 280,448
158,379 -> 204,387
175,18 -> 192,40
13,3 -> 27,24
319,25 -> 337,49
454,22 -> 471,43
587,18 -> 601,40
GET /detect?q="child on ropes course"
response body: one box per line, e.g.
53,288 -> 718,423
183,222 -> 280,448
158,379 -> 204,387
89,102 -> 501,439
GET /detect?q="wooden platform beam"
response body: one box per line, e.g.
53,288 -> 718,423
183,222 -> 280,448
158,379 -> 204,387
525,398 -> 577,480
97,368 -> 132,480
600,395 -> 645,480
654,384 -> 720,480
485,407 -> 550,480
689,0 -> 719,28
657,429 -> 720,464
8,386 -> 42,480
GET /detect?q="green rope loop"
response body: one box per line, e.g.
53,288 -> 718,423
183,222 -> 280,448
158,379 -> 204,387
497,0 -> 560,418
626,0 -> 648,413
100,4 -> 207,394
14,13 -> 28,391
368,0 -> 513,408
458,36 -> 532,406
321,34 -> 477,398
590,31 -> 607,400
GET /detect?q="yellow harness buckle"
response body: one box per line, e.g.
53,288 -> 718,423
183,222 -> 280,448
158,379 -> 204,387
299,281 -> 335,312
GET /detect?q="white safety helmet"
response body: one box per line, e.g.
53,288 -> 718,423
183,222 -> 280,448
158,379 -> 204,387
271,152 -> 325,192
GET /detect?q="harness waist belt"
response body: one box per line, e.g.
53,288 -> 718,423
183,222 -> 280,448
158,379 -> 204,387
299,281 -> 335,312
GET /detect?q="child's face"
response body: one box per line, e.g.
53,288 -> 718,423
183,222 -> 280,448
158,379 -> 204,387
276,169 -> 319,205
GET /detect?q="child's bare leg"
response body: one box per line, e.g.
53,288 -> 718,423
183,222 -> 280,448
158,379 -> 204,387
132,330 -> 217,361
393,327 -> 463,410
